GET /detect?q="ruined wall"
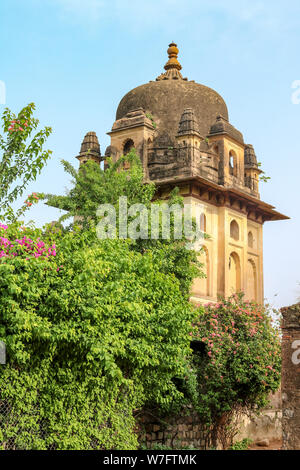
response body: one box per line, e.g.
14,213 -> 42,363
281,303 -> 300,450
137,394 -> 282,450
137,408 -> 209,450
234,391 -> 282,444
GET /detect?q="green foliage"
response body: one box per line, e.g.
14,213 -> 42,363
257,162 -> 271,183
229,438 -> 252,450
0,103 -> 52,222
41,152 -> 155,230
145,113 -> 157,129
41,151 -> 204,298
0,226 -> 197,449
3,138 -> 277,450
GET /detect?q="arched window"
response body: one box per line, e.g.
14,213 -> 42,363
229,150 -> 237,177
123,139 -> 134,155
200,213 -> 206,232
230,220 -> 239,241
122,139 -> 134,170
192,246 -> 210,297
246,259 -> 257,301
229,251 -> 241,294
248,231 -> 254,248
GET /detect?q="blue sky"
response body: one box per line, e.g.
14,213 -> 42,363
1,0 -> 299,309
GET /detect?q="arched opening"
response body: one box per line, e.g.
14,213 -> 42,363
248,231 -> 254,248
246,259 -> 257,301
229,150 -> 237,177
123,139 -> 134,155
230,220 -> 239,241
122,139 -> 134,170
192,246 -> 210,297
200,213 -> 206,232
229,251 -> 241,294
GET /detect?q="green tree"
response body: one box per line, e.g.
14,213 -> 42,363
0,224 -> 197,449
0,103 -> 52,222
41,152 -> 155,230
41,151 -> 204,297
0,148 -> 205,449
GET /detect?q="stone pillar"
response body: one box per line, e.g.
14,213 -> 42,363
281,303 -> 300,449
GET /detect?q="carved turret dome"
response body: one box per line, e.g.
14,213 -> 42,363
79,131 -> 101,158
244,144 -> 258,168
208,115 -> 244,144
177,108 -> 202,138
76,131 -> 102,165
116,43 -> 228,146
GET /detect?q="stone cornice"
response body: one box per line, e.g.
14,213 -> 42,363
151,176 -> 289,223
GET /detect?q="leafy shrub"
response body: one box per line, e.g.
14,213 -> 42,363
191,294 -> 281,448
0,227 -> 196,449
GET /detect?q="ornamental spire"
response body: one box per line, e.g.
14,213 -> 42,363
156,42 -> 188,81
164,42 -> 182,71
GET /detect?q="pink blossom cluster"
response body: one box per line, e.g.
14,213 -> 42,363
193,297 -> 279,383
8,119 -> 28,133
0,233 -> 56,259
24,192 -> 39,207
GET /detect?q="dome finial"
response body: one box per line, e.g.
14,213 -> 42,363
164,42 -> 182,71
156,42 -> 186,81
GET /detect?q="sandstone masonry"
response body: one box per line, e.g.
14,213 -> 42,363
281,302 -> 300,449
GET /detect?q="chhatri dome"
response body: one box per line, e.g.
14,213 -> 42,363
116,42 -> 229,143
76,42 -> 288,305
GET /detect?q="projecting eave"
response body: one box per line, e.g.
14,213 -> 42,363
151,175 -> 289,223
226,187 -> 289,222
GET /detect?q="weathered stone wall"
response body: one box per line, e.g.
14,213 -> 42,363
137,395 -> 282,450
281,303 -> 300,450
234,391 -> 282,444
137,409 -> 209,450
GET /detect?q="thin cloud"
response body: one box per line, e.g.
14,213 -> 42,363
51,0 -> 300,36
54,0 -> 104,24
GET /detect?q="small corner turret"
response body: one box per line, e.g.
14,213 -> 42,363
244,144 -> 261,197
76,131 -> 102,166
